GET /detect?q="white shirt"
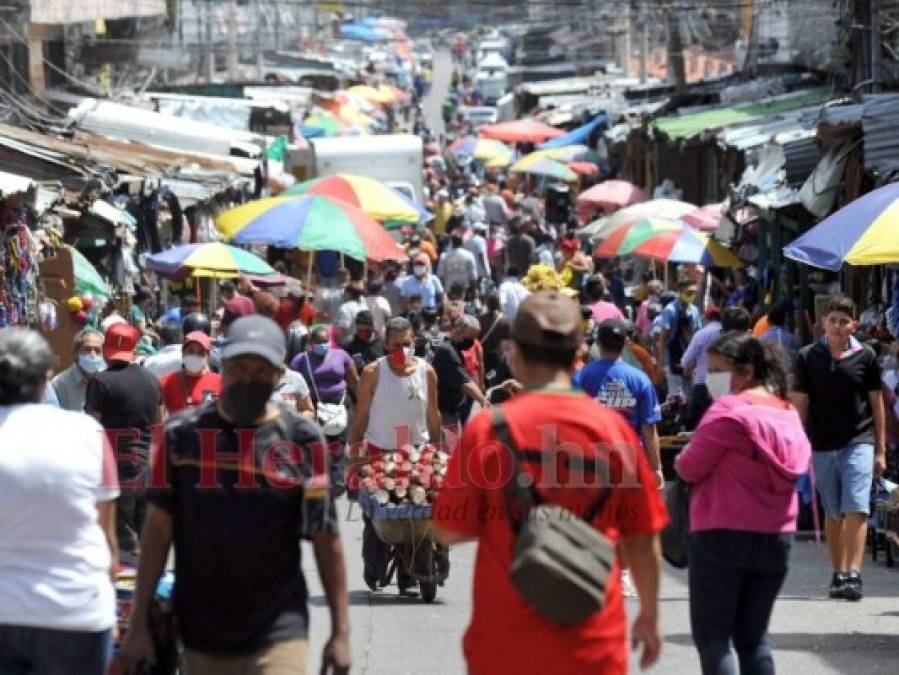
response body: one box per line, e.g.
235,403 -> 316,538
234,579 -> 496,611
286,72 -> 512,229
499,278 -> 531,319
464,234 -> 491,280
335,299 -> 366,335
142,344 -> 183,378
365,357 -> 430,449
363,295 -> 392,336
437,246 -> 478,289
0,405 -> 119,631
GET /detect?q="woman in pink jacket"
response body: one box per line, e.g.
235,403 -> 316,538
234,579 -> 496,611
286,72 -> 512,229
675,333 -> 811,675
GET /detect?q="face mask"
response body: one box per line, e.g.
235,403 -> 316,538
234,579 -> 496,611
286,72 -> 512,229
312,343 -> 329,356
356,327 -> 375,342
182,355 -> 207,375
78,353 -> 106,374
389,346 -> 414,367
221,382 -> 273,427
413,264 -> 427,277
454,337 -> 475,351
681,293 -> 696,304
706,371 -> 733,401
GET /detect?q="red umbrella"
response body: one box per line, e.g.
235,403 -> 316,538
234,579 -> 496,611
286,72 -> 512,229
577,180 -> 648,213
479,119 -> 565,144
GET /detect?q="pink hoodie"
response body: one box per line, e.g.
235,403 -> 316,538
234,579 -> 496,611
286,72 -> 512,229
675,392 -> 812,534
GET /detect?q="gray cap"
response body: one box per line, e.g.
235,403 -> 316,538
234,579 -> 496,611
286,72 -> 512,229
222,315 -> 286,367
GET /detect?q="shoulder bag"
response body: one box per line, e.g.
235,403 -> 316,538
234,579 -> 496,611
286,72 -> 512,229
491,407 -> 616,625
660,475 -> 691,569
304,355 -> 348,436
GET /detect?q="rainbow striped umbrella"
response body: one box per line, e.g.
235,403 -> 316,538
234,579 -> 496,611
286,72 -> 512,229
631,228 -> 743,267
446,136 -> 511,161
215,195 -> 406,262
587,199 -> 698,242
594,217 -> 686,258
509,155 -> 578,182
281,173 -> 429,227
146,242 -> 275,279
784,182 -> 899,270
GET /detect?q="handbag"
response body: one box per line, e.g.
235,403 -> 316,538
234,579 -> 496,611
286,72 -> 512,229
303,354 -> 348,436
660,475 -> 691,569
491,407 -> 616,626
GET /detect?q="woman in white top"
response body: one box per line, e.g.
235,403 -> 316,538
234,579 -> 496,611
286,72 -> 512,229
0,328 -> 119,674
349,316 -> 442,592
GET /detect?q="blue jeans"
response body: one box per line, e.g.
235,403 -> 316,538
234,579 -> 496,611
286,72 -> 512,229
689,530 -> 793,675
0,624 -> 112,674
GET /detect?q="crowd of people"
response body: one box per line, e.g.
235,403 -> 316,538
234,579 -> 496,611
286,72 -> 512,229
1,80 -> 897,675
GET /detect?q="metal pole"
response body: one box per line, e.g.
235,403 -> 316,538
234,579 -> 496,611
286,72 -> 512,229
227,0 -> 239,82
872,0 -> 882,92
254,0 -> 264,81
640,3 -> 649,84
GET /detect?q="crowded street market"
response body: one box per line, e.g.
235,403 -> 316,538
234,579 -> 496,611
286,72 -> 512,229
1,2 -> 899,674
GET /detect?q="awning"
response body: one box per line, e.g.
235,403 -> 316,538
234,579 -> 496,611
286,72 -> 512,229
539,114 -> 608,149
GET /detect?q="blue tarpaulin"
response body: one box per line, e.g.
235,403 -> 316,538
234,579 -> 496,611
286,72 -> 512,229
539,113 -> 608,149
340,23 -> 389,41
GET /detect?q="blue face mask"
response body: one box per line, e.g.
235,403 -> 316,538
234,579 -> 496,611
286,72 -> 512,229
312,343 -> 329,356
78,353 -> 106,374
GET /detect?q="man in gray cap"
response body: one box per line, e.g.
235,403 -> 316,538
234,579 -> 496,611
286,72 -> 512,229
120,315 -> 351,675
433,292 -> 667,675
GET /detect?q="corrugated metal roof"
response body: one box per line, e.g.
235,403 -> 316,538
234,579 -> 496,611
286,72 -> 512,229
862,94 -> 899,176
781,135 -> 821,186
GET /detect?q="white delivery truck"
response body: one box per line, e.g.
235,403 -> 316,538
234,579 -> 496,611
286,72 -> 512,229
285,134 -> 424,205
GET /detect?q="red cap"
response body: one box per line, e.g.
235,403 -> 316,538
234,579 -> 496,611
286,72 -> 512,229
104,323 -> 140,362
183,330 -> 212,351
560,239 -> 579,252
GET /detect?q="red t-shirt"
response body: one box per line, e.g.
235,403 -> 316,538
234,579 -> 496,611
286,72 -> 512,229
461,339 -> 483,383
434,390 -> 669,675
160,370 -> 222,414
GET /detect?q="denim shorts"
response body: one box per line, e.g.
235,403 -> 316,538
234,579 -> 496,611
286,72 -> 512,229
812,443 -> 874,518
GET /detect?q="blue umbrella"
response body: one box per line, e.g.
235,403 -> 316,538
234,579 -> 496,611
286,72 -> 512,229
539,113 -> 609,149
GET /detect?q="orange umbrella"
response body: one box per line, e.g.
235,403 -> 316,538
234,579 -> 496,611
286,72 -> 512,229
479,119 -> 565,144
568,162 -> 600,176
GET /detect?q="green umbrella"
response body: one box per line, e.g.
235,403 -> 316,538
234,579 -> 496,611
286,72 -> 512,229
66,245 -> 111,300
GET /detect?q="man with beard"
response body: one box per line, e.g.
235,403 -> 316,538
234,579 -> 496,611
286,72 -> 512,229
119,316 -> 350,674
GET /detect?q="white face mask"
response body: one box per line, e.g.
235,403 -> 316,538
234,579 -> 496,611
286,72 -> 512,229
182,354 -> 207,375
413,264 -> 427,277
706,371 -> 733,401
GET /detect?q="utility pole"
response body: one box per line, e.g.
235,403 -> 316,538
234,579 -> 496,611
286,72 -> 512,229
227,0 -> 239,82
255,0 -> 265,81
203,0 -> 215,82
664,2 -> 687,95
639,2 -> 649,84
871,0 -> 882,92
620,0 -> 632,77
741,0 -> 758,80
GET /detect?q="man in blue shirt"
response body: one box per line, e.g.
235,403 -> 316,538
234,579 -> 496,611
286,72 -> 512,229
654,280 -> 702,396
400,253 -> 445,311
576,319 -> 664,489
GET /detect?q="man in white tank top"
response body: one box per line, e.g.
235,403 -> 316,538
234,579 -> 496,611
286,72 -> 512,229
349,316 -> 442,592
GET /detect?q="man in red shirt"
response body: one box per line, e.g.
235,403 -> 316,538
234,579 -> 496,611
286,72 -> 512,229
433,291 -> 668,675
159,331 -> 222,415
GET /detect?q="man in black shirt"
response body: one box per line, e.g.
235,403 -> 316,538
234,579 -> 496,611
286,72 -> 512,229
792,296 -> 886,602
119,316 -> 350,675
85,323 -> 162,558
431,317 -> 490,430
344,310 -> 385,372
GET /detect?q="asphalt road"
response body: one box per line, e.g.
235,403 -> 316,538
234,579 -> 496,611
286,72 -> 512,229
304,499 -> 899,674
421,49 -> 453,140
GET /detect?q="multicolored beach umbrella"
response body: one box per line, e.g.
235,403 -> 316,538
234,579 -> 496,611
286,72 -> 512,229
784,182 -> 899,270
146,242 -> 276,279
215,195 -> 406,262
631,228 -> 743,267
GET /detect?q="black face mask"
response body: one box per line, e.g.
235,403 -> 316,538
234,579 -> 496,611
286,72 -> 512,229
454,337 -> 475,351
221,382 -> 273,427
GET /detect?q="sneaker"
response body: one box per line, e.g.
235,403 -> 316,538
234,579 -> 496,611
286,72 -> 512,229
621,570 -> 637,599
828,572 -> 847,599
843,572 -> 864,601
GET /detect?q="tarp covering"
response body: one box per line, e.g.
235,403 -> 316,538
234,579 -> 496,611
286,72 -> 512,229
539,114 -> 608,149
653,90 -> 828,141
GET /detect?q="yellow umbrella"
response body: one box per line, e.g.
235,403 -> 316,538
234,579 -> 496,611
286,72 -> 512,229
348,84 -> 395,105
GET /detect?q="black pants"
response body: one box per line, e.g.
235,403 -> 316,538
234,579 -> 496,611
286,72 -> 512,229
362,515 -> 413,588
688,383 -> 713,430
689,530 -> 793,675
116,457 -> 148,555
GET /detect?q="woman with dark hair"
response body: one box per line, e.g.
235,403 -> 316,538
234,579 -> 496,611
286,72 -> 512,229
675,334 -> 811,675
0,328 -> 118,673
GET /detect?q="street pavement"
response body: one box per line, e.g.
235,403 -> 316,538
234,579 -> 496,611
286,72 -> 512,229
422,49 -> 453,140
304,499 -> 899,674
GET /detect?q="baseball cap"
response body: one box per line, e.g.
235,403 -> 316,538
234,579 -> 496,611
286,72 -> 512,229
596,319 -> 628,352
511,291 -> 583,352
223,295 -> 255,319
183,330 -> 212,352
560,239 -> 579,252
104,323 -> 140,362
222,315 -> 286,368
